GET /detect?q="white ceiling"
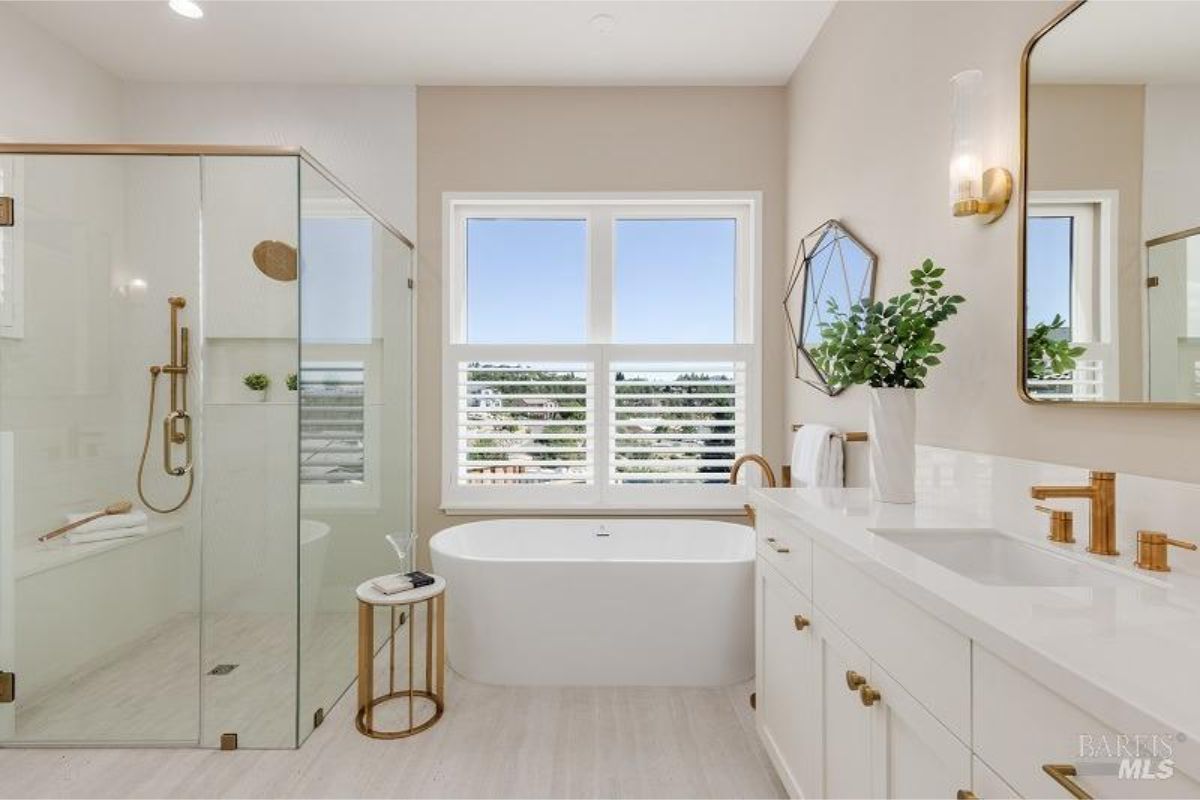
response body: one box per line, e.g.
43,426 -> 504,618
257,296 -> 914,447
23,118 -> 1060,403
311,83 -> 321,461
11,0 -> 835,86
1030,1 -> 1200,85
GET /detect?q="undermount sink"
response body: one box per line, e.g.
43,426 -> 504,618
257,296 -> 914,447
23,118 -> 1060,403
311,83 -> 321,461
870,528 -> 1115,586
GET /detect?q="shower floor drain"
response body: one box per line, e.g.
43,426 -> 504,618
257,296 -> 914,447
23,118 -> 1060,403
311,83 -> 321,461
208,664 -> 239,676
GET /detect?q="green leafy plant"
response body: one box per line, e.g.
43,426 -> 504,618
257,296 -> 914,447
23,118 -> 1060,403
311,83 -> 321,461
286,372 -> 298,391
243,372 -> 270,392
1026,314 -> 1086,379
810,259 -> 965,390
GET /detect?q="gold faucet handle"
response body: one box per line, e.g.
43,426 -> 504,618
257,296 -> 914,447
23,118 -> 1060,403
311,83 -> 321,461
1135,530 -> 1197,572
1035,505 -> 1075,544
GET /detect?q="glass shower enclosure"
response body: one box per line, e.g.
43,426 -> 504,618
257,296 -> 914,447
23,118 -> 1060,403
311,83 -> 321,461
0,145 -> 414,748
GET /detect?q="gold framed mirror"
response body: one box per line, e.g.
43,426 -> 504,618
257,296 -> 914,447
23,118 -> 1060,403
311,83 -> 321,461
1019,0 -> 1200,407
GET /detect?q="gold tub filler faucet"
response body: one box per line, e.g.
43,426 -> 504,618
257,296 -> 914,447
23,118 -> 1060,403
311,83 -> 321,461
136,296 -> 194,513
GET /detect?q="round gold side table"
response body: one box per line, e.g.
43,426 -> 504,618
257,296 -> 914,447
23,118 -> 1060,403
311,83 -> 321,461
354,575 -> 446,739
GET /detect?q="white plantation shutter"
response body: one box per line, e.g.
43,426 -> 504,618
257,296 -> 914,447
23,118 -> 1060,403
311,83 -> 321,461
456,362 -> 594,485
609,362 -> 746,484
300,362 -> 366,485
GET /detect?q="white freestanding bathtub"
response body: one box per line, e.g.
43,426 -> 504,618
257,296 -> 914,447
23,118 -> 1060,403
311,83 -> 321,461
429,518 -> 754,686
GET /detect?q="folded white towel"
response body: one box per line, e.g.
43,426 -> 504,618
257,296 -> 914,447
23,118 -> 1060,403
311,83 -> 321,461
790,424 -> 844,489
64,525 -> 149,545
371,574 -> 419,595
65,509 -> 148,535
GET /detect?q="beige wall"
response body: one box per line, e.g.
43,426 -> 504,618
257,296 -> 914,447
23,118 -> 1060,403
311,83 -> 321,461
1028,83 -> 1145,398
416,86 -> 788,554
0,5 -> 120,141
785,0 -> 1200,485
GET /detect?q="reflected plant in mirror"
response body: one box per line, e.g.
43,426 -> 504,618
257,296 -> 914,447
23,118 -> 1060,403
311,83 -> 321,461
1026,313 -> 1088,384
810,260 -> 965,389
785,219 -> 878,394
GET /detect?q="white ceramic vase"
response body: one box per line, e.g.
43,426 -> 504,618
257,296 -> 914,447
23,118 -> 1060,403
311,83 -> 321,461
868,387 -> 916,504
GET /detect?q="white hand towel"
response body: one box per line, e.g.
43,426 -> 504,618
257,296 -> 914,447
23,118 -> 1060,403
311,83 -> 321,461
64,525 -> 149,545
790,424 -> 844,488
65,509 -> 148,535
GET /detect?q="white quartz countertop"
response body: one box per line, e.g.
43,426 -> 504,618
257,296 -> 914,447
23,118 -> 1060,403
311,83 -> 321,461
751,485 -> 1200,761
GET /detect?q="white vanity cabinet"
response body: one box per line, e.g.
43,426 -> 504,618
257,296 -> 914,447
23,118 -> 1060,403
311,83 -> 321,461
752,504 -> 1198,799
756,560 -> 819,797
755,515 -> 971,799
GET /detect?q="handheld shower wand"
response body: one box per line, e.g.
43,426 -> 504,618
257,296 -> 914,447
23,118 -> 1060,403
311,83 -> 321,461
137,296 -> 195,513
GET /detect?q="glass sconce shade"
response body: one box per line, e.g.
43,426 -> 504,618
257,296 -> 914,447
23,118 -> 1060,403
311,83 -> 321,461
950,69 -> 984,214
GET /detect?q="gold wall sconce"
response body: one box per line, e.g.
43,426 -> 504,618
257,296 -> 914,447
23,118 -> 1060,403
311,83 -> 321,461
950,69 -> 1012,224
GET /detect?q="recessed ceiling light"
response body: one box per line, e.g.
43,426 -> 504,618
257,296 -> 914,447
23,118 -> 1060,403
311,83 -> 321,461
589,13 -> 616,35
168,0 -> 204,20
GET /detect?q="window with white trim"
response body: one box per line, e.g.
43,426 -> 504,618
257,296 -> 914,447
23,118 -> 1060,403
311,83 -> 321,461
443,193 -> 761,512
1026,193 -> 1118,401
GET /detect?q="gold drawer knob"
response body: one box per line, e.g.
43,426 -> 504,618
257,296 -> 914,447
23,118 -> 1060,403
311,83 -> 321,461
793,614 -> 810,631
845,670 -> 866,691
859,684 -> 881,707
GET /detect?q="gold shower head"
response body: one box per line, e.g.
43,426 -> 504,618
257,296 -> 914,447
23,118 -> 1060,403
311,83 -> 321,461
252,240 -> 298,282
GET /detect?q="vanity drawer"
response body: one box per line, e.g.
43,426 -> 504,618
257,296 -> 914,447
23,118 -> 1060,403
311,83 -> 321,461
755,508 -> 812,598
974,646 -> 1200,799
812,542 -> 971,742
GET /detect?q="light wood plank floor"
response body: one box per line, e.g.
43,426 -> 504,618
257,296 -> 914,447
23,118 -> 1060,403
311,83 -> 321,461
0,656 -> 784,799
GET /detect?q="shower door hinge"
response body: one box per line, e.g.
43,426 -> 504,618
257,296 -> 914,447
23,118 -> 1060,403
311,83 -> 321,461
0,672 -> 14,703
1147,276 -> 1160,288
407,277 -> 414,289
0,197 -> 13,227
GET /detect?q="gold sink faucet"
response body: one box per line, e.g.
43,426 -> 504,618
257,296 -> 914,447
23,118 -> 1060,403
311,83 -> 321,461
1030,471 -> 1118,556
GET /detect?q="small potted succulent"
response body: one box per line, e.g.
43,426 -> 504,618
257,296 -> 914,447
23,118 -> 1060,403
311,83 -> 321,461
243,372 -> 270,402
286,372 -> 299,392
810,259 -> 965,503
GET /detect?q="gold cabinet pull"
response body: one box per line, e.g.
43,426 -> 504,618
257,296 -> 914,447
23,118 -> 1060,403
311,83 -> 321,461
956,792 -> 978,800
793,614 -> 810,631
765,537 -> 790,554
1042,764 -> 1092,799
845,670 -> 866,691
859,684 -> 881,706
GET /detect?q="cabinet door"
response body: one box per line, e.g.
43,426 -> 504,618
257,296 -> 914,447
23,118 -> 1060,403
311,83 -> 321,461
813,610 -> 874,799
866,665 -> 972,799
757,560 -> 818,798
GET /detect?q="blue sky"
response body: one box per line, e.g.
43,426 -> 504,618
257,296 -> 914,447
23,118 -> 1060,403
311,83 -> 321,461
1025,216 -> 1072,330
466,218 -> 736,343
301,216 -> 374,342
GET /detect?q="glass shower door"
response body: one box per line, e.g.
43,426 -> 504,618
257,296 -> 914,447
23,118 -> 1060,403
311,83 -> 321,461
0,154 -> 203,744
296,162 -> 414,744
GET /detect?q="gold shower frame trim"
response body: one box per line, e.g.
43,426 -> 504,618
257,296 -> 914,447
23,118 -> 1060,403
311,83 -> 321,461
0,143 -> 415,249
1017,1 -> 1199,410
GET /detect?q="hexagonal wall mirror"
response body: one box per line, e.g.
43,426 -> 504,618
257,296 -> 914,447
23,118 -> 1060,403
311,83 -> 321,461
784,220 -> 878,395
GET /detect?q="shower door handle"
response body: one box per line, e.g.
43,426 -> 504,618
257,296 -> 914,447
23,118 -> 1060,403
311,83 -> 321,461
163,411 -> 194,476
